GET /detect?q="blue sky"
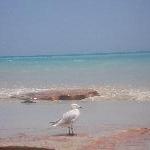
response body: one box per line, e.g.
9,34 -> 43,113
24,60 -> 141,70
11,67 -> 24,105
0,0 -> 150,56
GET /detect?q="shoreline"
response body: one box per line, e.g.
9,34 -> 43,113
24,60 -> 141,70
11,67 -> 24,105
0,95 -> 150,149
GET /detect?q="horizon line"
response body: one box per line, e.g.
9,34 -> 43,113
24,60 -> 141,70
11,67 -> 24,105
0,50 -> 150,57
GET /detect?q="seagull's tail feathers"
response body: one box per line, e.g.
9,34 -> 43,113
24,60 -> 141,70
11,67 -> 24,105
49,122 -> 57,127
49,119 -> 61,127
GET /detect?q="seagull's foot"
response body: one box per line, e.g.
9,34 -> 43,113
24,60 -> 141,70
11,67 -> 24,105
68,133 -> 77,136
68,127 -> 77,136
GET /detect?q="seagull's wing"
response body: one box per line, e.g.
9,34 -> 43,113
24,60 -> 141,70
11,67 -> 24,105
63,109 -> 80,123
52,109 -> 80,127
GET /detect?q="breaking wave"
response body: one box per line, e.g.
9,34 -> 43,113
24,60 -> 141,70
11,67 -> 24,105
95,86 -> 150,102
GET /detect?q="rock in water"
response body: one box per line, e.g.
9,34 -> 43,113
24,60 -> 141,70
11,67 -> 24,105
11,89 -> 99,101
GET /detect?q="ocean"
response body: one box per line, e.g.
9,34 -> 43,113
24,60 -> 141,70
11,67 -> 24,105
0,52 -> 150,101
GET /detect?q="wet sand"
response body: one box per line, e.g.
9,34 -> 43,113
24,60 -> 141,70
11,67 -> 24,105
0,128 -> 150,150
0,100 -> 150,149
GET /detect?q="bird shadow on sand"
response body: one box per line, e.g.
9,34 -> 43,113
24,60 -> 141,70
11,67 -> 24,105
51,133 -> 77,137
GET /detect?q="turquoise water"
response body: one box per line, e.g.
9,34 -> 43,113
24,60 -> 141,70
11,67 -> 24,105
0,52 -> 150,101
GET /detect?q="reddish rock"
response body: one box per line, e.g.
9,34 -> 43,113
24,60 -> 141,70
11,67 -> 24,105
11,89 -> 99,101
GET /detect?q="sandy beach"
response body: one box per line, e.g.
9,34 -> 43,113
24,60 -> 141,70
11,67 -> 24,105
0,128 -> 150,150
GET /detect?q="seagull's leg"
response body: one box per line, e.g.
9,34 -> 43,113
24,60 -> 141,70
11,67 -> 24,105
68,127 -> 71,135
71,124 -> 74,135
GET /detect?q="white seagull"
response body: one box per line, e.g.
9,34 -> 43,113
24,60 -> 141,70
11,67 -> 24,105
50,103 -> 82,135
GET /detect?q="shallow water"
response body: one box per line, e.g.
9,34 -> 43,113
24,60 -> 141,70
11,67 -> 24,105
0,100 -> 150,137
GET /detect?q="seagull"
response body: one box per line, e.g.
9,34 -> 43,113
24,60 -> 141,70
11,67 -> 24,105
50,103 -> 82,135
